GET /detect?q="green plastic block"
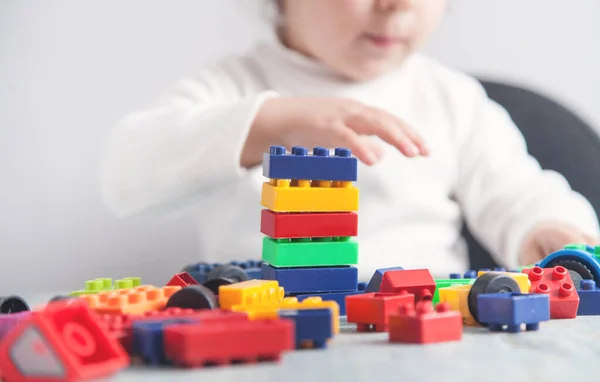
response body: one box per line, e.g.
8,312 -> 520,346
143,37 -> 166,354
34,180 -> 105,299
69,277 -> 142,296
433,278 -> 474,304
564,243 -> 588,251
262,237 -> 358,267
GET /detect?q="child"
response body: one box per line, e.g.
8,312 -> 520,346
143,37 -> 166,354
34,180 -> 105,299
101,0 -> 599,279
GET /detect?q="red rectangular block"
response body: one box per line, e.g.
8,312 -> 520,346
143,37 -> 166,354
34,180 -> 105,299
380,269 -> 436,302
389,301 -> 462,344
260,209 -> 358,238
346,292 -> 414,332
522,266 -> 579,319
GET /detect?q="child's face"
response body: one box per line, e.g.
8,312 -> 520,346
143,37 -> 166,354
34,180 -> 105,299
280,0 -> 447,81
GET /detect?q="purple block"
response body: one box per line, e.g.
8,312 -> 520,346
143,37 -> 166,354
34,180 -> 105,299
0,312 -> 32,340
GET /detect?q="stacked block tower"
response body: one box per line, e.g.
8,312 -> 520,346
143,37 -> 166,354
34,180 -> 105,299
260,145 -> 363,314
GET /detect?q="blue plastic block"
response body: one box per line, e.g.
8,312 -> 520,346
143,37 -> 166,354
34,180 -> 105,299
365,266 -> 404,293
279,308 -> 333,349
493,267 -> 507,272
449,273 -> 462,279
577,280 -> 600,315
463,270 -> 477,279
477,293 -> 550,332
263,145 -> 358,181
261,264 -> 358,293
185,260 -> 264,283
538,247 -> 600,287
132,319 -> 197,365
357,282 -> 367,291
291,290 -> 364,315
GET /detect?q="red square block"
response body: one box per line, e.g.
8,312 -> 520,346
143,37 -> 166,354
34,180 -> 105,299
260,209 -> 358,238
346,292 -> 414,332
522,266 -> 579,319
389,301 -> 462,344
380,269 -> 435,302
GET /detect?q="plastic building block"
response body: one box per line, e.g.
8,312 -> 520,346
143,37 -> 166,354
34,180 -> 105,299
438,284 -> 477,326
477,270 -> 531,293
263,145 -> 358,181
467,272 -> 521,324
292,290 -> 363,316
0,300 -> 128,381
260,209 -> 358,239
219,280 -> 285,310
346,292 -> 414,332
358,282 -> 367,291
0,296 -> 30,314
69,277 -> 142,296
182,260 -> 263,284
0,312 -> 31,341
261,263 -> 358,293
80,285 -> 181,315
133,319 -> 197,365
537,245 -> 600,288
449,273 -> 462,279
164,319 -> 294,368
279,308 -> 333,349
379,269 -> 436,302
433,279 -> 474,304
262,237 -> 358,267
523,266 -> 580,319
261,179 -> 359,212
388,301 -> 462,344
463,270 -> 477,279
477,293 -> 550,332
165,285 -> 218,310
577,280 -> 600,315
365,266 -> 405,293
165,272 -> 199,287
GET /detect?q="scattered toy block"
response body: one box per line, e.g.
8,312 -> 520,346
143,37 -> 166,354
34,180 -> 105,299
262,237 -> 358,267
0,312 -> 31,341
433,279 -> 474,305
292,290 -> 363,316
388,301 -> 462,344
261,179 -> 359,212
477,270 -> 531,293
69,277 -> 142,296
0,300 -> 129,381
346,292 -> 414,332
279,308 -> 333,349
80,285 -> 181,315
261,263 -> 358,293
467,272 -> 522,324
438,284 -> 478,326
165,272 -> 199,287
164,319 -> 294,368
380,269 -> 435,302
260,209 -> 358,238
219,280 -> 284,310
133,319 -> 198,365
365,267 -> 404,293
523,266 -> 579,319
263,145 -> 358,181
577,280 -> 600,315
477,293 -> 550,332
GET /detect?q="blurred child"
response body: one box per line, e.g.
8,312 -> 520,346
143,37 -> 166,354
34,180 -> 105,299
102,0 -> 599,279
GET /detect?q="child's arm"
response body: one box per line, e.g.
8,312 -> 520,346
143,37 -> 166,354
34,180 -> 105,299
453,82 -> 599,268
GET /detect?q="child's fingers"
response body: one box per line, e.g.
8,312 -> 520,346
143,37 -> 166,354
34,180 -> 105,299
331,122 -> 380,165
387,114 -> 429,156
346,107 -> 423,158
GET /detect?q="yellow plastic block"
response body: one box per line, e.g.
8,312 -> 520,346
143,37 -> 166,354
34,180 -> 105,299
230,305 -> 280,320
218,280 -> 285,310
438,284 -> 479,326
80,285 -> 181,315
477,271 -> 531,293
261,179 -> 359,212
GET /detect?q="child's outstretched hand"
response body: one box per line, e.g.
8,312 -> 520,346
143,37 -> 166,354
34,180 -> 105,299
242,97 -> 429,168
519,222 -> 600,265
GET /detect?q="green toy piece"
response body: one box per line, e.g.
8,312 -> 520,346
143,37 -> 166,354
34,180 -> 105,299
433,278 -> 475,304
262,237 -> 358,267
68,277 -> 142,296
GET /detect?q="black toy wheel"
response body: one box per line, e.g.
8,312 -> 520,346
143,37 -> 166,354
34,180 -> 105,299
468,272 -> 521,324
0,296 -> 30,314
165,285 -> 218,310
206,265 -> 249,283
203,277 -> 236,296
181,262 -> 210,273
544,259 -> 593,289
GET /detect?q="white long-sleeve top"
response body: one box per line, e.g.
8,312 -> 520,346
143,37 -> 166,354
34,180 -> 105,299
102,39 -> 599,279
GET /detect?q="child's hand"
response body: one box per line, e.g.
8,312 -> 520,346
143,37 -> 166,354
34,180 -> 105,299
243,97 -> 429,168
519,222 -> 599,265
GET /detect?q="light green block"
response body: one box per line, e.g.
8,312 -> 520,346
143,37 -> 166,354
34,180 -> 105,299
433,278 -> 474,304
262,237 -> 358,267
69,277 -> 142,296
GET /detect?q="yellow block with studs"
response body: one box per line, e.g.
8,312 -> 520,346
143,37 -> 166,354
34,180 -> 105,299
438,284 -> 479,326
261,179 -> 359,212
218,280 -> 285,310
477,271 -> 531,293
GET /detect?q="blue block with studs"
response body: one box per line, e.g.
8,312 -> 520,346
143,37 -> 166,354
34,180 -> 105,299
263,145 -> 358,181
577,280 -> 600,315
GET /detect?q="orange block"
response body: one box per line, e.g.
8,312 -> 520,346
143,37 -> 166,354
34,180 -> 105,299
80,285 -> 181,315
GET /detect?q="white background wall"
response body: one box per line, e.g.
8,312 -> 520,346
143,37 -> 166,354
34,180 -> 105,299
1,0 -> 599,296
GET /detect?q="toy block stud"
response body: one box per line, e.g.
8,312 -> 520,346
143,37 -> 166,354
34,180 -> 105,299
523,266 -> 579,319
463,270 -> 477,279
449,273 -> 462,279
270,145 -> 286,155
334,148 -> 352,157
313,147 -> 329,156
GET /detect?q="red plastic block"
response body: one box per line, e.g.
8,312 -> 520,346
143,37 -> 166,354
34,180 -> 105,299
166,272 -> 200,287
523,266 -> 579,319
260,209 -> 358,238
0,300 -> 128,382
164,319 -> 294,367
380,269 -> 436,302
388,301 -> 462,344
346,292 -> 414,332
